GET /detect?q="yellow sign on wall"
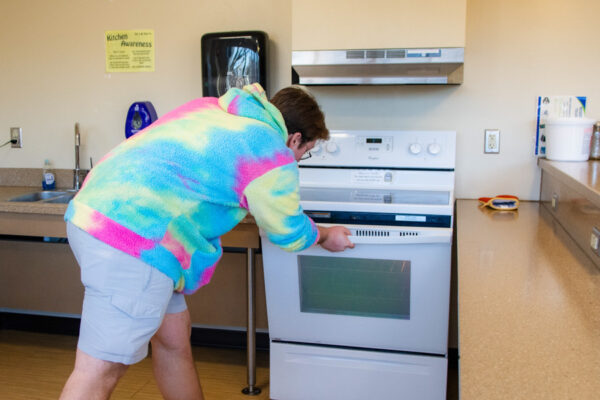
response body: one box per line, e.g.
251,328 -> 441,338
105,30 -> 155,72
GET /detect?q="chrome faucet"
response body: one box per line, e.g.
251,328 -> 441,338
74,123 -> 81,190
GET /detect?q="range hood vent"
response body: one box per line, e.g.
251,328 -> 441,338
292,48 -> 464,85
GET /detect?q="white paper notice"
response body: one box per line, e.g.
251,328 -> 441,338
351,170 -> 391,184
351,191 -> 391,203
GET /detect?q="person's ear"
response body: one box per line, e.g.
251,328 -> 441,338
286,132 -> 303,149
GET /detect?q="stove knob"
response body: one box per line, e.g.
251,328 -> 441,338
409,143 -> 422,155
326,142 -> 339,153
312,143 -> 322,154
428,143 -> 441,155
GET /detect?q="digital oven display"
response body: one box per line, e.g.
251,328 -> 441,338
366,138 -> 383,144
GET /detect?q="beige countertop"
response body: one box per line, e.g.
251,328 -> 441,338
0,186 -> 69,215
0,186 -> 73,237
538,158 -> 600,205
0,186 -> 259,247
457,199 -> 600,399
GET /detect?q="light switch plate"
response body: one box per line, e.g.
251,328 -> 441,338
484,129 -> 500,154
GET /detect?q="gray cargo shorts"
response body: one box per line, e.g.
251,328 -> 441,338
67,222 -> 187,365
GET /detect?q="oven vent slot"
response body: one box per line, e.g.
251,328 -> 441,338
386,49 -> 406,59
355,230 -> 391,237
346,50 -> 365,59
366,50 -> 386,59
399,231 -> 419,236
353,230 -> 420,237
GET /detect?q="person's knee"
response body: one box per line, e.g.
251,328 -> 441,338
98,361 -> 128,382
151,334 -> 191,356
61,351 -> 128,400
151,311 -> 192,353
74,350 -> 128,382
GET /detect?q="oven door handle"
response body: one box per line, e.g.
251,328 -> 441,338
347,232 -> 451,245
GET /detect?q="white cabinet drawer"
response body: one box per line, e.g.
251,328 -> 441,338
270,342 -> 447,400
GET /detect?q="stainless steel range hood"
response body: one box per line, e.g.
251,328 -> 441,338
292,48 -> 464,85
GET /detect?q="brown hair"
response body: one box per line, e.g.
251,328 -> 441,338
270,85 -> 329,144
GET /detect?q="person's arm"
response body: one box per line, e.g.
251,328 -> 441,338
243,162 -> 353,252
243,162 -> 318,252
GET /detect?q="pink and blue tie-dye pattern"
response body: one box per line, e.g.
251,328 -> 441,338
65,83 -> 317,294
234,151 -> 295,209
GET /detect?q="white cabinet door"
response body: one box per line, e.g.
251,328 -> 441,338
292,0 -> 466,50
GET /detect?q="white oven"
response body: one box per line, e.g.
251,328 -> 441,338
261,130 -> 455,400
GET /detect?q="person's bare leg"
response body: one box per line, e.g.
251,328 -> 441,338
151,309 -> 204,400
60,349 -> 128,400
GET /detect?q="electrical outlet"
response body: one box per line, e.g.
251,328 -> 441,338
484,129 -> 500,154
10,127 -> 22,148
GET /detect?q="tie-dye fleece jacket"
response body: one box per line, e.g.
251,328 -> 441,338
65,83 -> 319,294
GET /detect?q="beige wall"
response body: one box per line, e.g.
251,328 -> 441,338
310,0 -> 600,200
292,0 -> 466,49
0,0 -> 291,171
1,0 -> 599,200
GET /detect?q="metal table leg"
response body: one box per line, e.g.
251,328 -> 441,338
242,247 -> 261,395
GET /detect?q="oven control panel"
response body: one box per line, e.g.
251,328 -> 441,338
301,130 -> 456,169
355,136 -> 394,153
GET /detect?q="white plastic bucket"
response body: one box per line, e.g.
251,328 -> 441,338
545,117 -> 595,161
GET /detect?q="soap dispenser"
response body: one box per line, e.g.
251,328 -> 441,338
42,159 -> 56,190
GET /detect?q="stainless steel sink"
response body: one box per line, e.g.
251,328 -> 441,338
8,191 -> 67,202
43,192 -> 77,204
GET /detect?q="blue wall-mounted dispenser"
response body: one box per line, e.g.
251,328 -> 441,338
125,101 -> 158,138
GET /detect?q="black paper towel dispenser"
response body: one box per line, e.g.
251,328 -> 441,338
201,31 -> 268,97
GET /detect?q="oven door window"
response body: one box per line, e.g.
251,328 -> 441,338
298,255 -> 410,319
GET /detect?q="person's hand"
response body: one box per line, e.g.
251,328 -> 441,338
317,225 -> 355,252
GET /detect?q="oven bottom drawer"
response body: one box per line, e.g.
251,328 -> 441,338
270,341 -> 448,400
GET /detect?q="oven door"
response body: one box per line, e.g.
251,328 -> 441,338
261,226 -> 451,355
